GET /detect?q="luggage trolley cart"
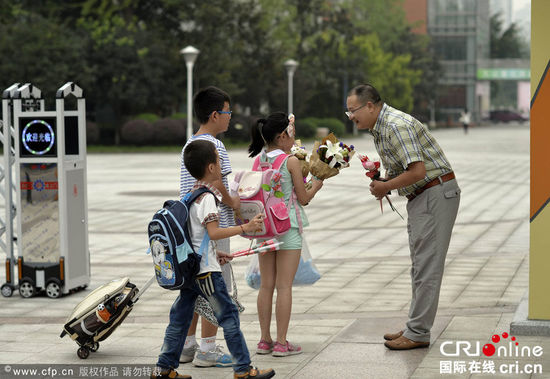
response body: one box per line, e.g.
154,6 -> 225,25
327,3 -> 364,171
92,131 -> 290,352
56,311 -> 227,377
1,82 -> 90,298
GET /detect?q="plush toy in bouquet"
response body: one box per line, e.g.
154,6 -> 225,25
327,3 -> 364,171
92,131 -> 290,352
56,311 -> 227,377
307,133 -> 355,187
290,139 -> 310,179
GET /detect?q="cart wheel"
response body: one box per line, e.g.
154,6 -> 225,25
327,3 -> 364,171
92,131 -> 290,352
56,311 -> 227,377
45,281 -> 61,299
1,284 -> 14,297
89,342 -> 99,352
77,347 -> 90,359
19,280 -> 34,298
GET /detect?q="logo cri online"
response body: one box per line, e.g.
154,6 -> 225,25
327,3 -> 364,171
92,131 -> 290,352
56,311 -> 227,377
440,332 -> 543,358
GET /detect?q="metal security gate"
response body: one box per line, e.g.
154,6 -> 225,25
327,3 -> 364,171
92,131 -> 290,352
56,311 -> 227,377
1,82 -> 90,298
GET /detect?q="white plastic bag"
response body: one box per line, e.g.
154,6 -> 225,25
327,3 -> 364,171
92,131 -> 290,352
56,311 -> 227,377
293,238 -> 321,286
245,238 -> 321,289
245,254 -> 262,289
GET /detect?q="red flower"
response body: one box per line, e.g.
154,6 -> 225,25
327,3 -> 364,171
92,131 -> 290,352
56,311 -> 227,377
365,171 -> 378,179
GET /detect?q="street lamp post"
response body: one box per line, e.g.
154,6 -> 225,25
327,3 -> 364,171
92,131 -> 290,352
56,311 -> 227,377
284,59 -> 299,114
429,98 -> 436,129
180,45 -> 200,140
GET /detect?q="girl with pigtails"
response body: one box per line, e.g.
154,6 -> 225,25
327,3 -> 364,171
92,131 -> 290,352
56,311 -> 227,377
247,112 -> 323,356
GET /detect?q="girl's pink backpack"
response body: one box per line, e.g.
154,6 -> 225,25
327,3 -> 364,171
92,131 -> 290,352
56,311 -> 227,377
229,154 -> 291,240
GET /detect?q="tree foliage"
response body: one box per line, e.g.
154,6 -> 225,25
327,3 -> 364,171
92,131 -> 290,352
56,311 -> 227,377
490,13 -> 530,59
347,34 -> 421,112
0,0 -> 438,143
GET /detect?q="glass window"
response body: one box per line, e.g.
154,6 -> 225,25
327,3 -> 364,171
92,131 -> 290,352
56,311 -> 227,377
435,0 -> 476,13
434,37 -> 468,60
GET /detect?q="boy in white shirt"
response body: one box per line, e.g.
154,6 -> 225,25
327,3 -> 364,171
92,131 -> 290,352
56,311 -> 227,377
152,140 -> 275,379
179,86 -> 239,367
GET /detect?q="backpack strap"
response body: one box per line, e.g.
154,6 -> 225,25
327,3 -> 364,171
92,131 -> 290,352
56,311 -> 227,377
184,187 -> 212,204
252,155 -> 272,171
253,153 -> 289,172
272,154 -> 290,170
183,187 -> 215,265
252,156 -> 262,171
272,154 -> 302,234
198,233 -> 211,261
289,192 -> 304,234
269,154 -> 302,232
230,172 -> 244,194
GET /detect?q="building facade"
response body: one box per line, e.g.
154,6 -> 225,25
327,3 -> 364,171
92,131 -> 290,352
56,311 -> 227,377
404,0 -> 529,123
428,0 -> 489,122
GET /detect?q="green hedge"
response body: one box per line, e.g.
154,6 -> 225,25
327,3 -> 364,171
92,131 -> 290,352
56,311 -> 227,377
296,117 -> 346,138
117,114 -> 348,145
120,116 -> 201,145
86,120 -> 100,144
153,118 -> 186,145
101,114 -> 349,146
296,117 -> 318,138
170,112 -> 187,120
224,114 -> 253,142
317,117 -> 346,136
135,113 -> 161,123
120,119 -> 154,144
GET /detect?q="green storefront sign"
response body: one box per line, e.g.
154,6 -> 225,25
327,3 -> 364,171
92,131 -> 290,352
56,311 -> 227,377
477,68 -> 530,80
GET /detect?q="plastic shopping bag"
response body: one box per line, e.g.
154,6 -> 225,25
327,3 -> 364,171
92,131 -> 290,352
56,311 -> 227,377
245,254 -> 262,290
293,238 -> 321,286
244,238 -> 321,289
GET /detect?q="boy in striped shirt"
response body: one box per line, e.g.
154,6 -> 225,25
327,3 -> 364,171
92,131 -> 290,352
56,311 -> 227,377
178,86 -> 241,367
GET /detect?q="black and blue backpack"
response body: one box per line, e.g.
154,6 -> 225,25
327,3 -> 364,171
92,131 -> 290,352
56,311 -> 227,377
147,187 -> 212,290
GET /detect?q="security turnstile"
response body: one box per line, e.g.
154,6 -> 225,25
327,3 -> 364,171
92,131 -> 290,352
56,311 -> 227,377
1,82 -> 90,298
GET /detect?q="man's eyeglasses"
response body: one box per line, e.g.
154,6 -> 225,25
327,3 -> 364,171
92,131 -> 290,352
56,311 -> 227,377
345,103 -> 367,119
217,110 -> 232,115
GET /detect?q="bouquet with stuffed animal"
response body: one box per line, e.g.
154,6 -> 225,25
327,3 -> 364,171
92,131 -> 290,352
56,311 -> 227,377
309,133 -> 355,181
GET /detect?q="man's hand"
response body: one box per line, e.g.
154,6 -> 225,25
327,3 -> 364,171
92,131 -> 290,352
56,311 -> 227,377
216,250 -> 233,265
370,180 -> 389,200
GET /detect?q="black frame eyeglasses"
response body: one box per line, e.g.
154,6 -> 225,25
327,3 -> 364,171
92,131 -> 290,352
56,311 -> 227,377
345,103 -> 367,119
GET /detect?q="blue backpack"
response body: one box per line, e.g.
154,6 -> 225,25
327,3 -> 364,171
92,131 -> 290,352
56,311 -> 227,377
147,188 -> 212,290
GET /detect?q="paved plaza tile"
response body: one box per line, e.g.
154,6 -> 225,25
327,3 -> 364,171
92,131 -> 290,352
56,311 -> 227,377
0,123 -> 545,378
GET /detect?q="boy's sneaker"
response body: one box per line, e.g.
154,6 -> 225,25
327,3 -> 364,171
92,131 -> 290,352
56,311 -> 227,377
272,341 -> 302,357
192,345 -> 233,367
234,366 -> 275,379
179,343 -> 198,363
256,339 -> 274,354
150,367 -> 191,379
